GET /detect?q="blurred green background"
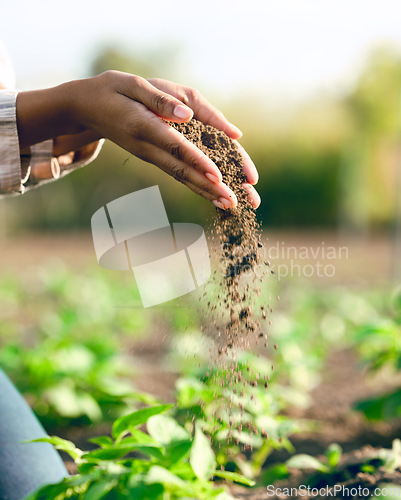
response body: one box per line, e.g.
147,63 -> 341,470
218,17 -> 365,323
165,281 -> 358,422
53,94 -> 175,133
1,0 -> 401,235
2,4 -> 401,495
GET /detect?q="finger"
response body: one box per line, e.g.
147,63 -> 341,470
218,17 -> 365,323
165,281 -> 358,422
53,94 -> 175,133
234,141 -> 258,185
179,179 -> 226,209
242,183 -> 261,209
122,73 -> 194,122
53,130 -> 102,156
135,110 -> 223,182
148,78 -> 242,139
132,140 -> 238,209
182,90 -> 242,140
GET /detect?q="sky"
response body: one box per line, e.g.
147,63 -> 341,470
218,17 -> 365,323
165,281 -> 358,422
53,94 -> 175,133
2,0 -> 401,102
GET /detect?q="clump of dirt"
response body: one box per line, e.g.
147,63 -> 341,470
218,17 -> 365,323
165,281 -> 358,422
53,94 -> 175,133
171,119 -> 269,355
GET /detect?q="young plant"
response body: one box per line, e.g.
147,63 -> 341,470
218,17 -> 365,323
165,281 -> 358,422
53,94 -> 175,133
26,405 -> 254,500
0,265 -> 155,428
173,352 -> 299,479
352,294 -> 401,421
0,334 -> 157,428
261,440 -> 401,487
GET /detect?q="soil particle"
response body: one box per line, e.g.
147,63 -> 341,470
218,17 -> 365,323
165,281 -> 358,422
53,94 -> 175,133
170,119 -> 270,443
171,119 -> 267,354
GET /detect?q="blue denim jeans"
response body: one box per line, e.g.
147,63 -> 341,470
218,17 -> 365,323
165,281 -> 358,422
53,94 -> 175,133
0,369 -> 68,500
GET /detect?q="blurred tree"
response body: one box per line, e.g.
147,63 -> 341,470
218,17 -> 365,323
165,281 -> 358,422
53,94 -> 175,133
90,43 -> 183,80
3,44 -> 401,234
348,47 -> 401,137
343,47 -> 401,229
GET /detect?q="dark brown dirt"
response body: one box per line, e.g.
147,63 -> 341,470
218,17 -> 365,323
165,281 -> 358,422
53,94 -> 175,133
231,349 -> 401,499
230,446 -> 401,499
170,119 -> 271,444
171,119 -> 267,355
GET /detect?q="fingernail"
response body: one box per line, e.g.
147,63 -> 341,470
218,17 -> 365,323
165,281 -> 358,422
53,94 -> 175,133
174,104 -> 193,120
235,141 -> 258,184
212,200 -> 225,209
229,123 -> 243,138
242,183 -> 261,208
205,173 -> 221,184
220,197 -> 233,209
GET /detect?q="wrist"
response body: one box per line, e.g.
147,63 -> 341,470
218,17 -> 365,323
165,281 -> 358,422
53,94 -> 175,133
16,80 -> 86,149
64,78 -> 91,135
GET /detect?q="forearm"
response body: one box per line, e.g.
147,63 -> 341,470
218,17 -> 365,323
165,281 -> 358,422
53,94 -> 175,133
16,81 -> 82,149
7,71 -> 259,207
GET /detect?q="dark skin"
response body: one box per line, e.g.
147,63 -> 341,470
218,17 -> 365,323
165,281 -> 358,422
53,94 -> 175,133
15,71 -> 260,210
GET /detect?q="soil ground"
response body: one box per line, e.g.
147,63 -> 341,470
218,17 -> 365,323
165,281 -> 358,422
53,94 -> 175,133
231,349 -> 401,499
0,230 -> 395,285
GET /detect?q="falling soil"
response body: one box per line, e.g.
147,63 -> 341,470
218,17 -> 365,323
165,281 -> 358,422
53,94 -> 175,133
171,119 -> 272,451
171,119 -> 269,355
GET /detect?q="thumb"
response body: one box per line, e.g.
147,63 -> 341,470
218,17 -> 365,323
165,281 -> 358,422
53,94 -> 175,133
127,75 -> 193,122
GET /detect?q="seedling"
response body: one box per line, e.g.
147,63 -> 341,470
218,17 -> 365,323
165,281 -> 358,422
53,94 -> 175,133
26,405 -> 254,500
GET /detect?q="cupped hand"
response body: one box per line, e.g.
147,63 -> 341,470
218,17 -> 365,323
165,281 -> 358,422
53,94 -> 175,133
72,71 -> 260,209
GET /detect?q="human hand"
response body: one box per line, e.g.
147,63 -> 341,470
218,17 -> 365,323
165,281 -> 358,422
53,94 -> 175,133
17,71 -> 260,209
147,78 -> 260,209
53,130 -> 101,157
71,72 -> 260,209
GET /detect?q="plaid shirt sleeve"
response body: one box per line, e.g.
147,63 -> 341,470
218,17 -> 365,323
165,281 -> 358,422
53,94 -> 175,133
0,40 -> 103,196
0,89 -> 23,193
0,89 -> 104,196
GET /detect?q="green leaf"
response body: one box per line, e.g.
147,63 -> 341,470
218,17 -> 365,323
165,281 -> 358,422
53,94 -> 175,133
190,425 -> 216,481
213,470 -> 255,486
380,438 -> 401,472
216,429 -> 263,448
259,463 -> 290,484
78,461 -> 98,474
45,386 -> 102,421
85,479 -> 117,500
166,440 -> 192,464
361,464 -> 376,473
145,465 -> 185,487
168,462 -> 193,477
392,438 -> 401,458
135,446 -> 166,461
147,415 -> 190,445
125,429 -> 162,447
355,389 -> 401,421
26,473 -> 97,499
112,405 -> 171,440
214,492 -> 236,500
83,447 -> 133,461
286,454 -> 329,473
28,436 -> 83,461
326,443 -> 342,469
89,436 -> 114,448
126,483 -> 164,499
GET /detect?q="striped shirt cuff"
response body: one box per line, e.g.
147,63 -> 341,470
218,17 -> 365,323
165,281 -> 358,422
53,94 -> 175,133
0,89 -> 104,195
29,140 -> 59,184
0,89 -> 23,193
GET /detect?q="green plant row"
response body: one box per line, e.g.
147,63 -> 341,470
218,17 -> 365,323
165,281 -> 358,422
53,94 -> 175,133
26,405 -> 254,500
